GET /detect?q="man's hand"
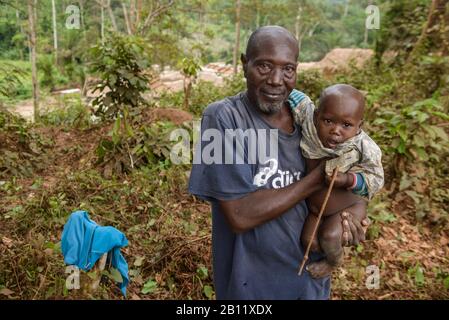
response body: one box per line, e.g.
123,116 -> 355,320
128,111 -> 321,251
341,211 -> 370,246
325,172 -> 353,189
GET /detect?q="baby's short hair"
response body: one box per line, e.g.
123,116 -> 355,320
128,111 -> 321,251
318,84 -> 365,114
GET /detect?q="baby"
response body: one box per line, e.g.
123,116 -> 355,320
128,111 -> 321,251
288,84 -> 384,278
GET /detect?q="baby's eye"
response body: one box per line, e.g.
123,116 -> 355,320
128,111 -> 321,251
324,119 -> 332,124
344,123 -> 352,128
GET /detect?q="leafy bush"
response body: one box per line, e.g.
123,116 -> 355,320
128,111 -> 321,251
89,34 -> 150,120
96,120 -> 180,177
296,69 -> 331,103
371,98 -> 449,163
40,95 -> 92,129
0,107 -> 50,178
0,62 -> 25,103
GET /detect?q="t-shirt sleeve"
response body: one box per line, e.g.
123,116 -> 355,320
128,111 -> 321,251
188,109 -> 258,202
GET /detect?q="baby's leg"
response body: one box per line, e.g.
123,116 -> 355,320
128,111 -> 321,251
301,212 -> 322,253
306,201 -> 366,279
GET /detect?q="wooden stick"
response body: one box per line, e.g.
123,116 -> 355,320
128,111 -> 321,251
91,253 -> 108,291
298,166 -> 339,275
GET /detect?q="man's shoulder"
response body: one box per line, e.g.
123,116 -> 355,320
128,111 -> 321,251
203,93 -> 243,118
201,92 -> 249,129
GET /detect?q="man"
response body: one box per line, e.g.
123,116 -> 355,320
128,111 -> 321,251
189,26 -> 368,300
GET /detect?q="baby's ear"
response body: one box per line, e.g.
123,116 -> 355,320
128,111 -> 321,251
359,119 -> 364,131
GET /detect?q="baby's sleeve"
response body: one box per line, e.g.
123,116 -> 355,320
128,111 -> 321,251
350,136 -> 384,200
287,89 -> 311,125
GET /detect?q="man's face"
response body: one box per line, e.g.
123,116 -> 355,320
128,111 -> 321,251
315,96 -> 363,149
242,39 -> 298,114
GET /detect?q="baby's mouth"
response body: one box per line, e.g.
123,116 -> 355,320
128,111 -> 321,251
326,138 -> 341,148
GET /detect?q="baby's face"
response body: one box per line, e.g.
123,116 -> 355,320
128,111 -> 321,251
314,96 -> 363,149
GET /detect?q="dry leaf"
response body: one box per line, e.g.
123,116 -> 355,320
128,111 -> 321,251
0,288 -> 14,296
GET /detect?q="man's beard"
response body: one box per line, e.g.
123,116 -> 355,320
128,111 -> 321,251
257,100 -> 284,114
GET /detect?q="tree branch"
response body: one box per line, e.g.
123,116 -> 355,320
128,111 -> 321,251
139,0 -> 174,34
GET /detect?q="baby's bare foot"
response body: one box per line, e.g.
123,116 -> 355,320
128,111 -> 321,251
306,260 -> 335,279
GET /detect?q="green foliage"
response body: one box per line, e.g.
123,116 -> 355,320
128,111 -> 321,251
408,263 -> 426,287
96,120 -> 179,176
89,34 -> 150,119
40,95 -> 92,129
296,69 -> 331,103
141,279 -> 157,294
38,55 -> 57,90
0,62 -> 25,101
37,55 -> 69,90
0,106 -> 50,179
375,0 -> 430,64
371,98 -> 449,162
180,57 -> 201,78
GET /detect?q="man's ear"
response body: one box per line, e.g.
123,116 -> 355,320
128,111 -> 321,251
241,53 -> 248,77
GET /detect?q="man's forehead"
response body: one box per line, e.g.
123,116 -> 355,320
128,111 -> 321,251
251,42 -> 298,63
246,27 -> 299,62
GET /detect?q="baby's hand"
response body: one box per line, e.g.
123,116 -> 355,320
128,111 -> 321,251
325,172 -> 353,188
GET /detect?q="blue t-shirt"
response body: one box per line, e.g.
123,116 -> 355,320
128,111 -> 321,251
188,91 -> 330,300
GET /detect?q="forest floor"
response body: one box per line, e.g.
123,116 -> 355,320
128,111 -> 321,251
1,106 -> 449,300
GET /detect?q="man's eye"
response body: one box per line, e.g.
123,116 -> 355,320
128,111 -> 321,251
284,66 -> 295,73
258,63 -> 271,73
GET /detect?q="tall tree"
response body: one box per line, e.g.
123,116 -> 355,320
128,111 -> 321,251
233,0 -> 241,74
51,0 -> 58,64
122,1 -> 132,35
106,0 -> 118,31
101,0 -> 105,43
410,0 -> 449,58
27,0 -> 39,122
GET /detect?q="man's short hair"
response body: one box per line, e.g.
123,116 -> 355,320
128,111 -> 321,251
245,26 -> 299,61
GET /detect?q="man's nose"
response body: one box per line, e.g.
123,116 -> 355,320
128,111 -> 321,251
266,68 -> 283,86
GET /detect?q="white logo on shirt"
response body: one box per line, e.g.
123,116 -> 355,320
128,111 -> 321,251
253,159 -> 278,187
253,159 -> 302,189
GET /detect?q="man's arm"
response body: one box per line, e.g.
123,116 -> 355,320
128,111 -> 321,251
218,162 -> 325,233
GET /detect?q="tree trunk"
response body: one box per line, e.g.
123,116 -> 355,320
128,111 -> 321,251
140,1 -> 174,35
79,0 -> 85,28
363,0 -> 372,45
136,0 -> 142,28
122,2 -> 132,35
101,0 -> 105,43
51,0 -> 58,65
343,0 -> 350,18
28,0 -> 39,122
15,8 -> 24,60
130,0 -> 135,32
233,0 -> 241,74
107,0 -> 118,32
409,0 -> 449,60
295,6 -> 302,40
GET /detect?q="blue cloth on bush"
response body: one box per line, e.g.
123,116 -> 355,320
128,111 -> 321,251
61,210 -> 129,296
